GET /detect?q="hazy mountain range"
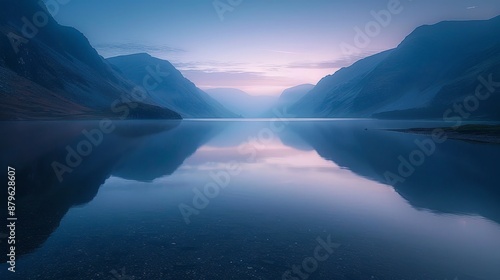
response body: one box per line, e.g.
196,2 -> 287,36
263,84 -> 315,117
204,88 -> 277,118
278,84 -> 315,104
205,84 -> 315,118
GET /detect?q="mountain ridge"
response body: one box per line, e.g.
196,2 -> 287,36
108,53 -> 238,118
290,15 -> 500,120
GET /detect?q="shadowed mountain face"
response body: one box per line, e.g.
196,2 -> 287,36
0,0 -> 181,120
291,16 -> 500,120
284,121 -> 500,224
107,54 -> 238,118
0,120 -> 225,262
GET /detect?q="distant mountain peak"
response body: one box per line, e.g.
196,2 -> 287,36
107,54 -> 238,118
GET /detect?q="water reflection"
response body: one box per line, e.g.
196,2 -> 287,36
0,120 -> 222,262
284,120 -> 500,224
0,120 -> 499,279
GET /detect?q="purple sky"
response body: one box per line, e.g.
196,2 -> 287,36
53,0 -> 500,95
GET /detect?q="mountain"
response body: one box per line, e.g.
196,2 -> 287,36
278,84 -> 315,105
205,88 -> 277,117
0,0 -> 181,120
107,54 -> 238,118
291,16 -> 500,120
0,120 -> 221,262
262,84 -> 315,117
284,121 -> 500,224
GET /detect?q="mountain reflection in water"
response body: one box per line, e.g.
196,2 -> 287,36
1,120 -> 499,280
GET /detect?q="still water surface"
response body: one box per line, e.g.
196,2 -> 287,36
1,120 -> 500,280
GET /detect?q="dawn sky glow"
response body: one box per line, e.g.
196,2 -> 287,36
52,0 -> 500,95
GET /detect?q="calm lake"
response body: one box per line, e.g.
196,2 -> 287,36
1,120 -> 500,280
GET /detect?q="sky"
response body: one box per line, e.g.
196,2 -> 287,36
51,0 -> 500,95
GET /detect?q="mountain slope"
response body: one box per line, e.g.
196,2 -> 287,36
0,0 -> 181,120
262,84 -> 315,117
108,54 -> 238,118
290,50 -> 393,117
278,84 -> 315,105
291,16 -> 500,120
205,88 -> 277,117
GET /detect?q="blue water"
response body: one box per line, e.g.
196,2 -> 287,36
1,120 -> 500,279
